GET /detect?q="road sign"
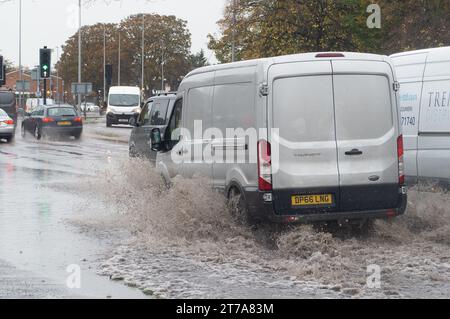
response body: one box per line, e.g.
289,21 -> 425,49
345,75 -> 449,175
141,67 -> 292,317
71,83 -> 93,95
16,80 -> 30,92
31,68 -> 40,81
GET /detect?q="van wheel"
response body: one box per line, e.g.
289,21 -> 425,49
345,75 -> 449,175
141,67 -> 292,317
106,120 -> 112,128
228,187 -> 255,226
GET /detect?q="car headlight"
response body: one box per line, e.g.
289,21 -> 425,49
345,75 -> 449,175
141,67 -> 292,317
133,108 -> 141,114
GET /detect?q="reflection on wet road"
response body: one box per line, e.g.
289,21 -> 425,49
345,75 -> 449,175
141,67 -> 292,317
0,124 -> 144,298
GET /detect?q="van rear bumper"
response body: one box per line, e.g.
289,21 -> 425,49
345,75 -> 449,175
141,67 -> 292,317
244,189 -> 407,224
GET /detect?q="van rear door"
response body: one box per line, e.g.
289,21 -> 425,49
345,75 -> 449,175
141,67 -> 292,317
269,61 -> 340,215
332,60 -> 400,211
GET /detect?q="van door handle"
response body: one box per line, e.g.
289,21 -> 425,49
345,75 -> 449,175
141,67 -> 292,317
345,149 -> 363,156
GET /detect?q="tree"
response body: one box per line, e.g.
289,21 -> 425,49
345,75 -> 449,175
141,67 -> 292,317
189,49 -> 209,69
57,14 -> 192,99
208,0 -> 450,62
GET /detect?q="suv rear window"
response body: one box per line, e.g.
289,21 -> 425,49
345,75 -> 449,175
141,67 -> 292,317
47,108 -> 77,117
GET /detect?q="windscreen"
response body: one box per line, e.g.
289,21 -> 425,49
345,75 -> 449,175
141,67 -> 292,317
109,94 -> 140,107
48,108 -> 77,117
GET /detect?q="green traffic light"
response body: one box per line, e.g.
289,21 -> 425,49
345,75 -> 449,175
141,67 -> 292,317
43,65 -> 48,71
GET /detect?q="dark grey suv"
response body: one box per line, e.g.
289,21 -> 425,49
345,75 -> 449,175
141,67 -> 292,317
129,93 -> 176,163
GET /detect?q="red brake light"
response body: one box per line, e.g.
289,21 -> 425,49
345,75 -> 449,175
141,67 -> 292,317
42,117 -> 55,123
74,117 -> 82,123
397,135 -> 405,185
4,120 -> 14,125
258,140 -> 272,191
316,53 -> 345,58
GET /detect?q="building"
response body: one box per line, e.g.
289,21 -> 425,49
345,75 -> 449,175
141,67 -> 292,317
1,69 -> 65,106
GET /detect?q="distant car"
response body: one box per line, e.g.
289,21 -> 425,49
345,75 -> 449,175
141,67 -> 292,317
0,108 -> 15,143
81,102 -> 100,113
0,90 -> 17,123
129,93 -> 176,162
21,105 -> 83,140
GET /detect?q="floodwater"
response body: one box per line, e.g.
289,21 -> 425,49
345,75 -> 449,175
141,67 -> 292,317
1,121 -> 449,299
0,122 -> 145,298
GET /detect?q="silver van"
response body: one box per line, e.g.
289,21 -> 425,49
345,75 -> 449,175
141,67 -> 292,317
391,47 -> 450,186
151,52 -> 407,224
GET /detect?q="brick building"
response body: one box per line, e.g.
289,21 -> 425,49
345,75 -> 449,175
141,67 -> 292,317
1,69 -> 65,104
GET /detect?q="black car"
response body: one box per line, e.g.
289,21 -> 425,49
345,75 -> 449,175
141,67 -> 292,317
129,93 -> 177,162
21,105 -> 83,140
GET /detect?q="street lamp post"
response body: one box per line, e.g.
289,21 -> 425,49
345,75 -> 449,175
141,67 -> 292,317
118,31 -> 121,86
231,0 -> 236,62
103,27 -> 106,103
78,0 -> 82,108
141,14 -> 145,96
19,0 -> 23,109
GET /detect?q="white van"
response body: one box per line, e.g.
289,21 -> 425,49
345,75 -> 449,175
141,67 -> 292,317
151,52 -> 407,224
391,47 -> 450,185
107,86 -> 141,127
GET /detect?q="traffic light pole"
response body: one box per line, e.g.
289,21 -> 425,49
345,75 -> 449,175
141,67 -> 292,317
43,78 -> 47,106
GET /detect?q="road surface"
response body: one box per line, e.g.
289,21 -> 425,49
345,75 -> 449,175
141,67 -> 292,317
1,120 -> 449,299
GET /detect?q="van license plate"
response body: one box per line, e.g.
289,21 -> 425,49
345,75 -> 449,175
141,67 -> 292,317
58,121 -> 71,126
292,194 -> 333,206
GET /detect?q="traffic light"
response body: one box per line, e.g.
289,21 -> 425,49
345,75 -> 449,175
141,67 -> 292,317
40,47 -> 52,79
105,64 -> 113,86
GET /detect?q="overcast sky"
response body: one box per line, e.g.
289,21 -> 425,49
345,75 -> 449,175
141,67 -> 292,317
0,0 -> 226,67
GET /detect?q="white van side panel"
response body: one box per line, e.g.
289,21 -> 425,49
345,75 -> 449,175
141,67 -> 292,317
417,52 -> 450,181
392,53 -> 428,178
212,66 -> 258,189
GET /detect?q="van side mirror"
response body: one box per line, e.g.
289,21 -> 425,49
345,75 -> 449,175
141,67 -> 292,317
151,128 -> 163,151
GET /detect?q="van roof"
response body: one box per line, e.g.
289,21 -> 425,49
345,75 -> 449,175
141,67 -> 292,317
390,46 -> 450,59
109,86 -> 141,94
185,52 -> 388,78
390,47 -> 450,80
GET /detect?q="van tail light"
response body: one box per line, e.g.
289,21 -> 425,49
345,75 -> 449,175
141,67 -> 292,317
74,117 -> 82,123
4,120 -> 14,125
397,135 -> 405,186
42,117 -> 55,123
258,140 -> 272,191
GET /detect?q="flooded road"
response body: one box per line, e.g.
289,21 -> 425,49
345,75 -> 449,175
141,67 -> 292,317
0,122 -> 145,298
1,121 -> 449,299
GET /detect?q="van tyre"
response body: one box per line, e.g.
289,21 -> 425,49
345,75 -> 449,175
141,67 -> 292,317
106,120 -> 112,128
228,187 -> 257,226
73,133 -> 82,140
